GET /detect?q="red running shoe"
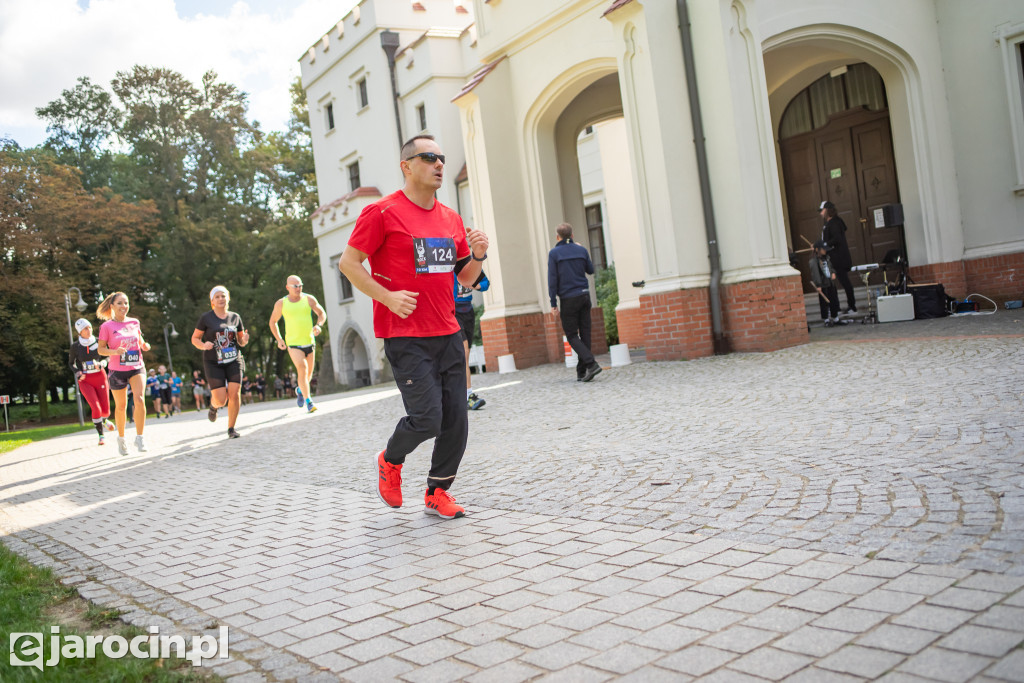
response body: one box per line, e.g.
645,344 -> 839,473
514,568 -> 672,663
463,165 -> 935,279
424,488 -> 465,519
376,450 -> 402,508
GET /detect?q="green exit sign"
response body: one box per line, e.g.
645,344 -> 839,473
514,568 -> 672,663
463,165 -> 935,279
830,168 -> 842,179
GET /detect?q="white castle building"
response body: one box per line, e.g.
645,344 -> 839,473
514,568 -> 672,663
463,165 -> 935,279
302,0 -> 1024,385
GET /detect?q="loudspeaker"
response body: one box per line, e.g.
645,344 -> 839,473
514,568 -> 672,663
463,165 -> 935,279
908,284 -> 951,319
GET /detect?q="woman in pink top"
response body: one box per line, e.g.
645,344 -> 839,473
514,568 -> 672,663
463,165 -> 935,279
97,291 -> 152,455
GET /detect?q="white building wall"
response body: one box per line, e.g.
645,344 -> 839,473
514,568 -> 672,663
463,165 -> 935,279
935,0 -> 1024,259
300,0 -> 475,386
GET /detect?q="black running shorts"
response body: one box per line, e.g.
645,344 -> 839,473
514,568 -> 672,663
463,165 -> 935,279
204,359 -> 244,390
109,368 -> 144,391
288,345 -> 314,357
455,309 -> 476,344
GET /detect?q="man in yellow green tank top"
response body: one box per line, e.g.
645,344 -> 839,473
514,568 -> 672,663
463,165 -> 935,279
269,275 -> 328,413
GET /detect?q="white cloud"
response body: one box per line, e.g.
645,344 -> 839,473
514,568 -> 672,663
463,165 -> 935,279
0,0 -> 356,146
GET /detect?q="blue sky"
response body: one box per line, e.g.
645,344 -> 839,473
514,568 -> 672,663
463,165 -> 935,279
2,0 -> 357,147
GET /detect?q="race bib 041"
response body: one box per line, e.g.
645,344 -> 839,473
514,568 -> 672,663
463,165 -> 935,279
414,237 -> 456,274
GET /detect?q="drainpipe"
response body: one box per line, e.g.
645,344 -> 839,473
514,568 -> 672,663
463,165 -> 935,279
380,29 -> 404,149
676,0 -> 726,354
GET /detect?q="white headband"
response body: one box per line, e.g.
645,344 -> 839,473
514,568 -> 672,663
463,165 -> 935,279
210,286 -> 229,300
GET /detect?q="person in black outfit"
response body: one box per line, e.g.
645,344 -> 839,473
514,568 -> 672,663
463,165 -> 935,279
809,240 -> 849,327
819,200 -> 857,314
190,285 -> 249,438
548,222 -> 602,382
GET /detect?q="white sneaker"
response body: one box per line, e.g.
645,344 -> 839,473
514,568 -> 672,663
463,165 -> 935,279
117,436 -> 129,456
135,435 -> 148,452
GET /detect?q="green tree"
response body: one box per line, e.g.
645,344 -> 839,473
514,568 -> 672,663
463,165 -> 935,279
0,144 -> 158,417
15,68 -> 323,397
35,77 -> 120,190
596,264 -> 619,346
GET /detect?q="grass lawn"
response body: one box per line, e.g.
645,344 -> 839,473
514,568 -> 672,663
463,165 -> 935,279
6,400 -> 83,425
0,424 -> 93,455
0,543 -> 214,681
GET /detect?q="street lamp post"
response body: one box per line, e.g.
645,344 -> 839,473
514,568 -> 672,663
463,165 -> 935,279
163,322 -> 179,373
64,287 -> 88,426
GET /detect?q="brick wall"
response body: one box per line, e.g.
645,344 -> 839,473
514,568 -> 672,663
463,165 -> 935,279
909,252 -> 1024,302
721,275 -> 808,352
966,252 -> 1024,301
591,307 -> 608,355
480,306 -> 607,371
480,312 -> 551,371
639,289 -> 714,360
909,261 -> 967,299
616,305 -> 645,348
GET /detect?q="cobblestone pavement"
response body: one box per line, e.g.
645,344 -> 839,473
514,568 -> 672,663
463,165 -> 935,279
1,324 -> 1022,681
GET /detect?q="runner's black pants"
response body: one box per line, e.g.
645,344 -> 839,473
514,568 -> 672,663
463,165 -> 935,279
383,333 -> 468,491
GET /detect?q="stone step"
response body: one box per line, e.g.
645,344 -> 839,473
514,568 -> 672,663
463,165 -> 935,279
803,285 -> 875,326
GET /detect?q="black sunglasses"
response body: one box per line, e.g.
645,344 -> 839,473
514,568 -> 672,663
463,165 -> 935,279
405,152 -> 445,165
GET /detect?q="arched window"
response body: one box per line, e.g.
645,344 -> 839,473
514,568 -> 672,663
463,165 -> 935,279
779,63 -> 887,139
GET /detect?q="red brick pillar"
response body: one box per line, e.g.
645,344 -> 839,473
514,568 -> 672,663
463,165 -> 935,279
480,311 -> 563,371
615,303 -> 645,348
639,289 -> 714,360
639,275 -> 807,359
590,306 -> 608,355
720,274 -> 808,352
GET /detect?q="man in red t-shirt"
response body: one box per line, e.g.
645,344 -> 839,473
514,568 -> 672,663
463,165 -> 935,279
340,134 -> 489,519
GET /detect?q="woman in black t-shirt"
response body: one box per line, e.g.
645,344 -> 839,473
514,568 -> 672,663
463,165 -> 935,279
190,285 -> 249,438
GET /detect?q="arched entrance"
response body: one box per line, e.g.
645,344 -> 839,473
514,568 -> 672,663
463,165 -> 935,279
777,63 -> 903,292
339,328 -> 370,388
521,65 -> 647,355
764,24 -> 965,286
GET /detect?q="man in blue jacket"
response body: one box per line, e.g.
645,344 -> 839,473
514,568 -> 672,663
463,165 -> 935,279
548,222 -> 602,382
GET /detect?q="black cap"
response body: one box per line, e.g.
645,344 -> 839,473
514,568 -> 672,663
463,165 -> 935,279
819,200 -> 835,211
813,240 -> 827,250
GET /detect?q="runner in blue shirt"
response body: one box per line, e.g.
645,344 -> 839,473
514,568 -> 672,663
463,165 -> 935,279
170,371 -> 183,415
145,369 -> 163,418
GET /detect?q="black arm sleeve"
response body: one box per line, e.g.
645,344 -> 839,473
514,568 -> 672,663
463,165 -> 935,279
453,255 -> 472,276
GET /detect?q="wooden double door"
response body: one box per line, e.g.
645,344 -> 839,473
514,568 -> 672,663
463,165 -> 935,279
780,107 -> 903,293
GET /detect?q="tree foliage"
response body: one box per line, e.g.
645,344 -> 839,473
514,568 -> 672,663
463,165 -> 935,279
3,69 -> 321,417
0,143 -> 159,416
595,264 -> 619,346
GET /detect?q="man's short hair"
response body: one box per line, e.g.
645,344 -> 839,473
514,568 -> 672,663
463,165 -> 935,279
401,135 -> 435,161
556,223 -> 573,240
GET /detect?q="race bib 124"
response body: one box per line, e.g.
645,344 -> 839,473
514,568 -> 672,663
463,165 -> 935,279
414,237 -> 456,274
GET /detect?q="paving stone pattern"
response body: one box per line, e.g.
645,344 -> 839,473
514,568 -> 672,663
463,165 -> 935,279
1,334 -> 1022,682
